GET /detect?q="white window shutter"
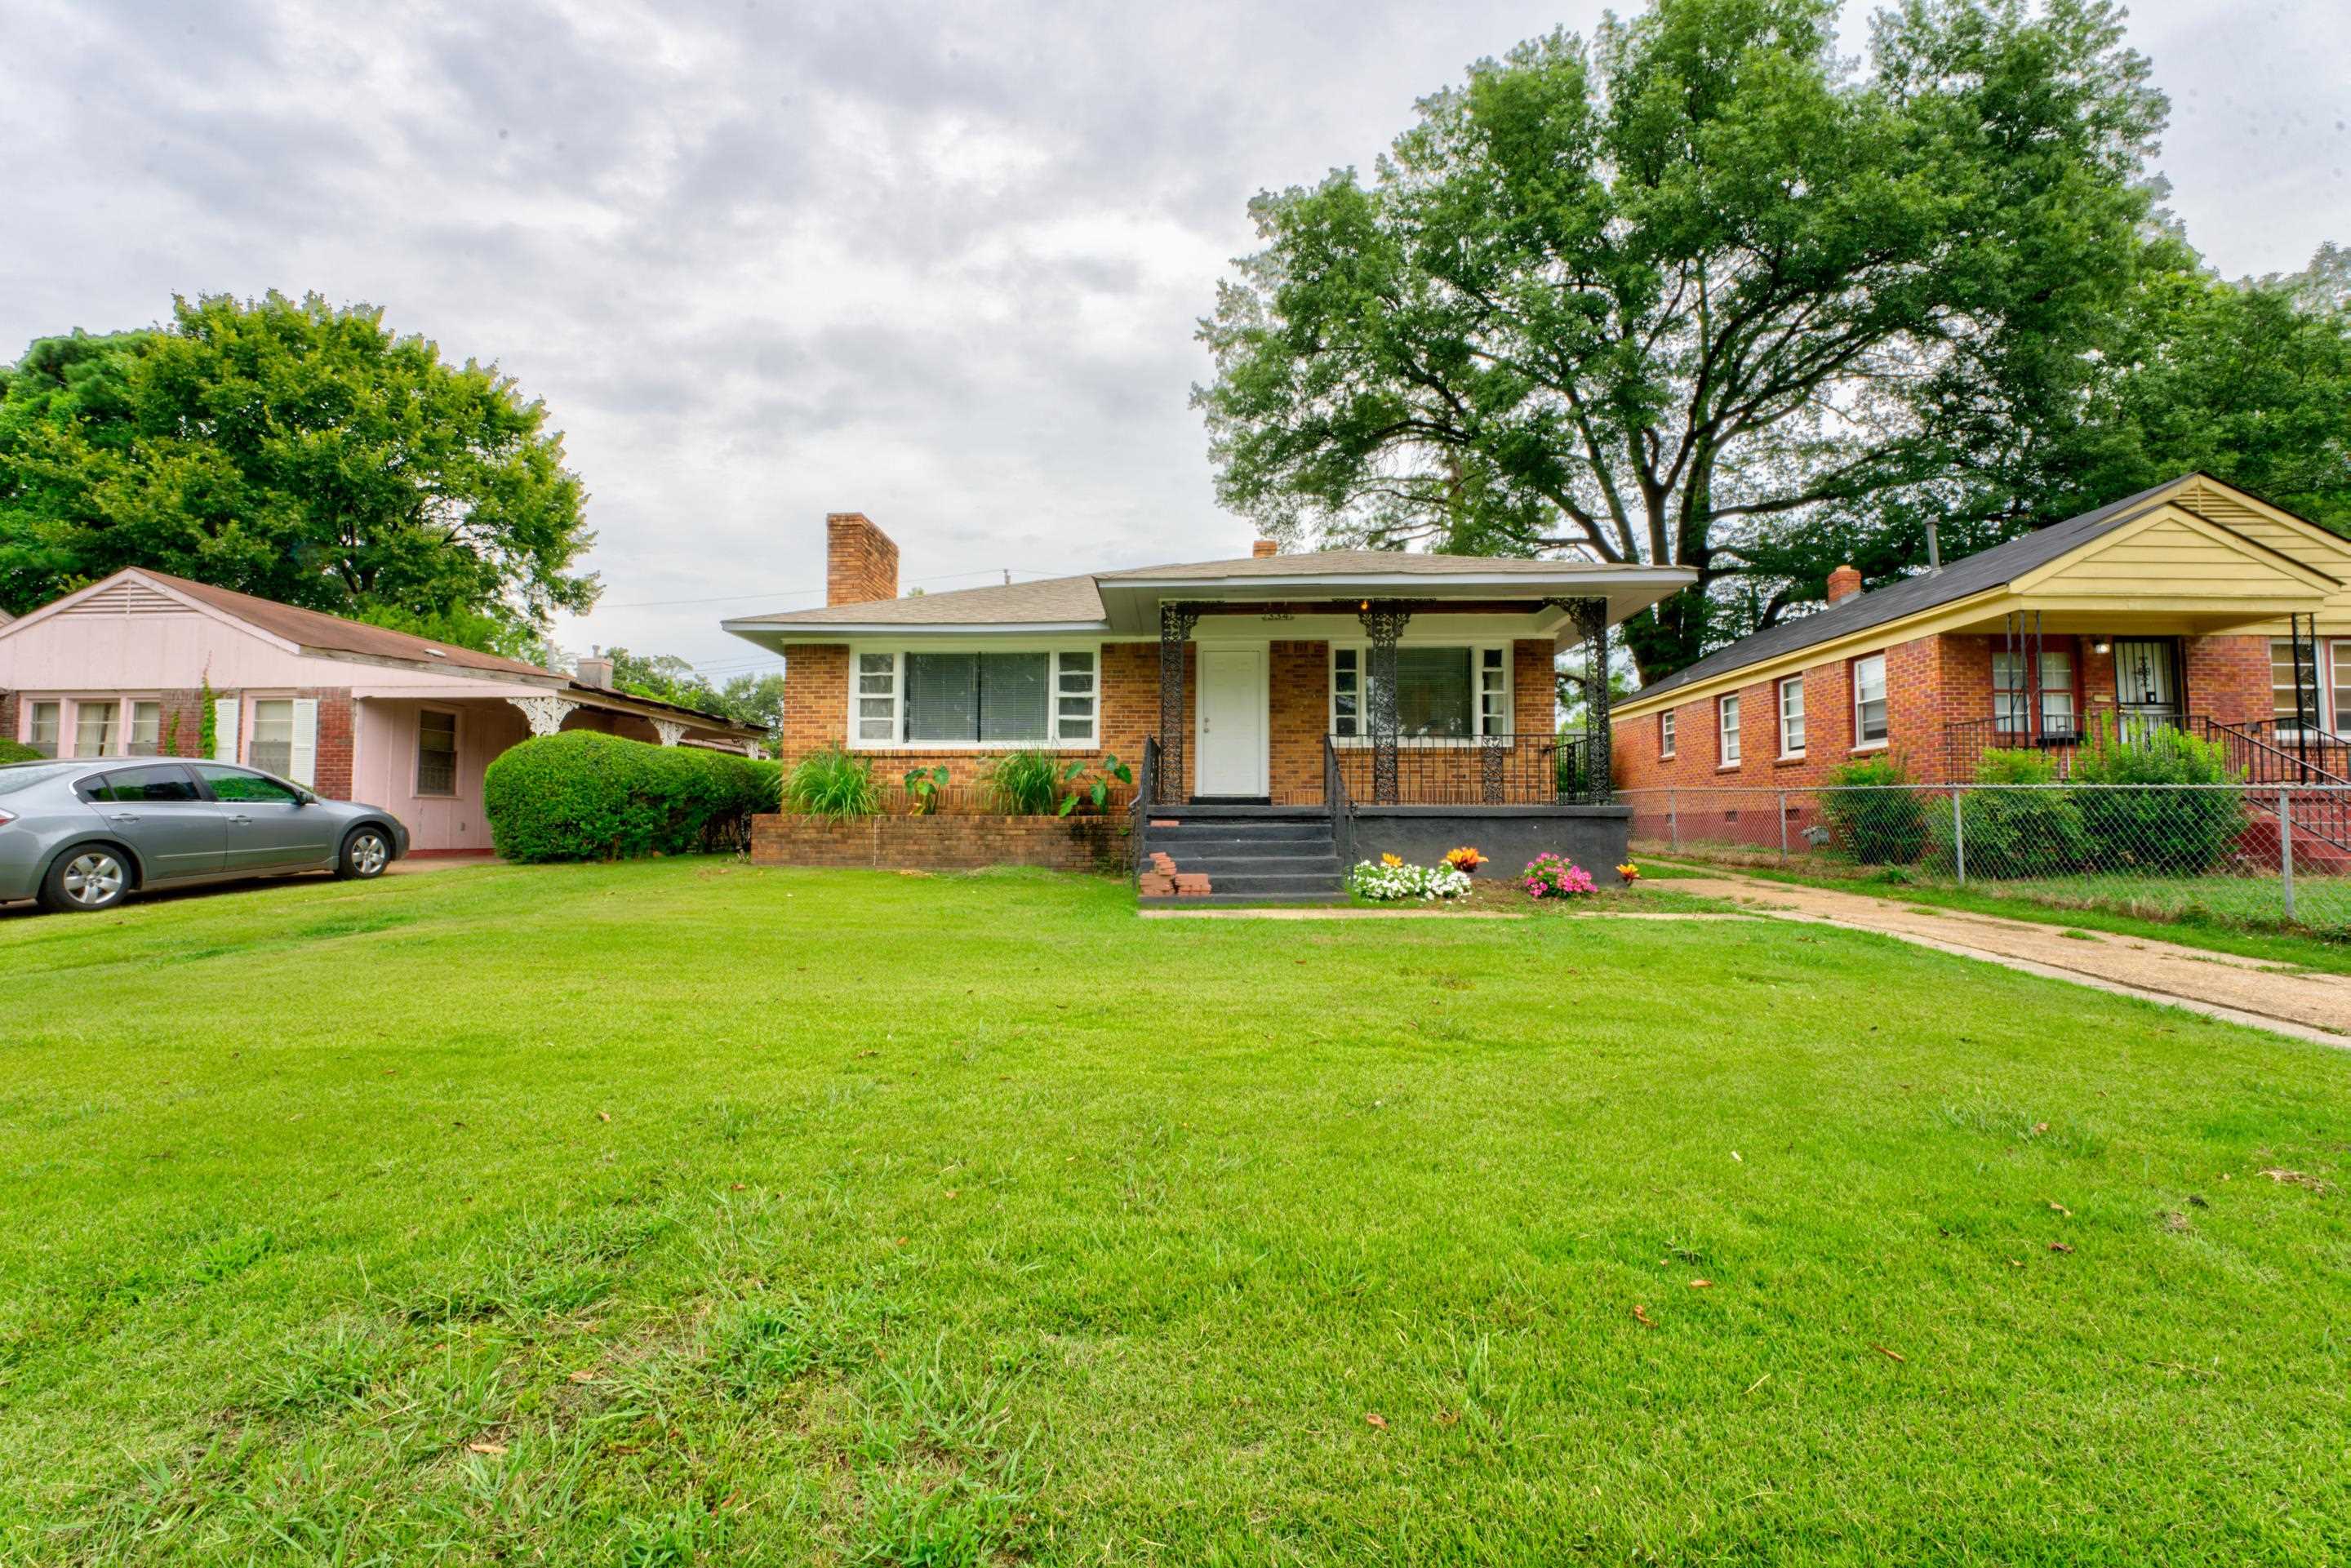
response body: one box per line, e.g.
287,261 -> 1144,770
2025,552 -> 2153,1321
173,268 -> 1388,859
213,698 -> 239,762
291,698 -> 319,787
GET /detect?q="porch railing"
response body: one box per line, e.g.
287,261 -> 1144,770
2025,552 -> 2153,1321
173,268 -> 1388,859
1328,731 -> 1600,806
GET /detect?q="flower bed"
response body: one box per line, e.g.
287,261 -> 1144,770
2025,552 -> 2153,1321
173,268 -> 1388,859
1349,855 -> 1473,902
1522,853 -> 1599,899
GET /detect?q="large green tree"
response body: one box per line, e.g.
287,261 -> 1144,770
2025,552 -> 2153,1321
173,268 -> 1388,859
0,291 -> 596,653
1196,0 -> 2170,682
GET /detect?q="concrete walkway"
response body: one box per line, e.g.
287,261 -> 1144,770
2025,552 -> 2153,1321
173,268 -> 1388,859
1669,871 -> 2351,1047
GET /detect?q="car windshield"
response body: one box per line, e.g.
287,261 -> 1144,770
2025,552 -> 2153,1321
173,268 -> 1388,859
0,763 -> 81,797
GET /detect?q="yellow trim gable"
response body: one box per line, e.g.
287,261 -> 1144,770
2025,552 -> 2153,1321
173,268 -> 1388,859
1614,480 -> 2351,722
2010,503 -> 2339,602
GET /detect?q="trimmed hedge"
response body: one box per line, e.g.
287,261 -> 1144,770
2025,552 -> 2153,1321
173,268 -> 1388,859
0,740 -> 42,764
482,731 -> 780,864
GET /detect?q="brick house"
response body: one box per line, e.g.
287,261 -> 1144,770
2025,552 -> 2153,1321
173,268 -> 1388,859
1610,474 -> 2351,816
725,513 -> 1691,898
0,568 -> 762,853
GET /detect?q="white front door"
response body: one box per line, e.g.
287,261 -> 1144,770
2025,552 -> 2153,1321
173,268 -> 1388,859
1195,646 -> 1267,797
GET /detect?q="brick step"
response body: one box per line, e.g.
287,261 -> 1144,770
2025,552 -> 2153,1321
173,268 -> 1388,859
1146,829 -> 1327,843
1185,872 -> 1347,898
1171,854 -> 1342,877
1140,891 -> 1352,908
1147,836 -> 1336,859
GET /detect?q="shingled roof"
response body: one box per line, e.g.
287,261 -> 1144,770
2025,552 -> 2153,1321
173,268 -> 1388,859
1627,478 -> 2207,706
726,549 -> 1684,630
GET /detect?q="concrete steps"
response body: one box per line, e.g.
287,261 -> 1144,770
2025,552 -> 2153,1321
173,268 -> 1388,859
1139,806 -> 1347,904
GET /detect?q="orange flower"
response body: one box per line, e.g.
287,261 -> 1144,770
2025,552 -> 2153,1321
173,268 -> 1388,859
1616,862 -> 1642,882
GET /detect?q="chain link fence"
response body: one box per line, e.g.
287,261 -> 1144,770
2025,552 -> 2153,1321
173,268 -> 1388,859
1622,784 -> 2351,941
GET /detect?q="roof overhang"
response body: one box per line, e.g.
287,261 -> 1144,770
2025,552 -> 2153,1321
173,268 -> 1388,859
1093,568 -> 1691,637
722,618 -> 1112,652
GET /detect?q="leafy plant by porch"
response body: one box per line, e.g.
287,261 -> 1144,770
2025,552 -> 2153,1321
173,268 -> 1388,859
2,860 -> 2346,1561
2069,718 -> 2244,873
1818,755 -> 1929,864
978,748 -> 1064,815
0,740 -> 39,764
783,744 -> 880,820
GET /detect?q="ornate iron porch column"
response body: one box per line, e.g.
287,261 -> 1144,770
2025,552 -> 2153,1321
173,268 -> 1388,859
1549,597 -> 1613,803
1157,601 -> 1202,803
1357,600 -> 1411,804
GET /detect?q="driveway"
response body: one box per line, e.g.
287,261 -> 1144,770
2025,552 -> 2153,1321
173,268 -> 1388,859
1668,870 -> 2351,1047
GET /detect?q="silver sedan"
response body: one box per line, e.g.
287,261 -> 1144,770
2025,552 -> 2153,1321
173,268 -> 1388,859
0,759 -> 409,913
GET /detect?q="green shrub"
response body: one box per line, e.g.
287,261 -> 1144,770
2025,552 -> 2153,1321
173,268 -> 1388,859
483,732 -> 777,863
0,740 -> 42,764
784,745 -> 878,820
1818,754 -> 1928,864
1927,748 -> 2089,878
2069,719 -> 2244,873
980,749 -> 1062,815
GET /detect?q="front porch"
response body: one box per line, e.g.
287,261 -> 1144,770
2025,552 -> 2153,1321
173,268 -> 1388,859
1129,592 -> 1633,901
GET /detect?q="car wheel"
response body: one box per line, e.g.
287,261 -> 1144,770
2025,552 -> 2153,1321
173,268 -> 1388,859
40,845 -> 132,913
338,826 -> 393,880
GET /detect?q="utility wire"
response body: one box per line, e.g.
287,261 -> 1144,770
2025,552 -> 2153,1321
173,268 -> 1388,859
596,564 -> 1058,611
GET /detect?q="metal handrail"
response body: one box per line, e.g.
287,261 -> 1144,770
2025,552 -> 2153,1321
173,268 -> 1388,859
1131,737 -> 1159,884
1323,735 -> 1354,870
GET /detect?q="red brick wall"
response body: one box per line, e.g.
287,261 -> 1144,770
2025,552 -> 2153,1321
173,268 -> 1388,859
2184,634 -> 2273,727
777,633 -> 1568,808
299,688 -> 355,799
1616,633 -> 1948,790
750,813 -> 1120,871
1615,629 -> 2293,790
825,513 -> 899,606
781,644 -> 850,759
1269,640 -> 1328,805
0,691 -> 16,748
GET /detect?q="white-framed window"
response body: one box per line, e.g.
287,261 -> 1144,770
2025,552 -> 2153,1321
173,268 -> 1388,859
128,700 -> 162,756
1993,650 -> 2075,737
856,652 -> 897,743
1659,709 -> 1676,759
250,699 -> 296,776
1718,693 -> 1741,767
2335,642 -> 2351,736
1329,643 -> 1512,740
1055,649 -> 1097,742
416,708 -> 459,797
2273,638 -> 2322,735
1778,676 -> 1805,757
27,700 -> 60,757
1852,654 -> 1889,748
847,648 -> 1098,747
73,699 -> 118,758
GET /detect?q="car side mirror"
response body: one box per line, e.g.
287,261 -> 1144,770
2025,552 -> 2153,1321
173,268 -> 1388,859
296,790 -> 318,806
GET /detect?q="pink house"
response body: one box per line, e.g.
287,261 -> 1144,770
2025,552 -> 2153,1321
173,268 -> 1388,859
0,569 -> 762,853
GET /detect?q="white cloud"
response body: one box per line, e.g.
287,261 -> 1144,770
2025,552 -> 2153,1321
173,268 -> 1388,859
2,0 -> 2343,670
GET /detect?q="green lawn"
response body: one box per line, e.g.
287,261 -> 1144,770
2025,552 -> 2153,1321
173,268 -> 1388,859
4,860 -> 2349,1564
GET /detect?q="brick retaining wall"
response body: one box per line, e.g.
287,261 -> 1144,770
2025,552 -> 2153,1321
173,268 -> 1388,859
751,813 -> 1124,872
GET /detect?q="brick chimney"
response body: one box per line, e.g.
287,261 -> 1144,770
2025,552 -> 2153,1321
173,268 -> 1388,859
1252,539 -> 1279,558
826,512 -> 900,606
1826,564 -> 1864,605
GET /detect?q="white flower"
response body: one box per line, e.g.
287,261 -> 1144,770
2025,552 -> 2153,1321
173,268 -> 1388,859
1347,860 -> 1472,902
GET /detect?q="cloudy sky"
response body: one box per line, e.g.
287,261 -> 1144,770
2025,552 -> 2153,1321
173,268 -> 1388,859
4,0 -> 2346,680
